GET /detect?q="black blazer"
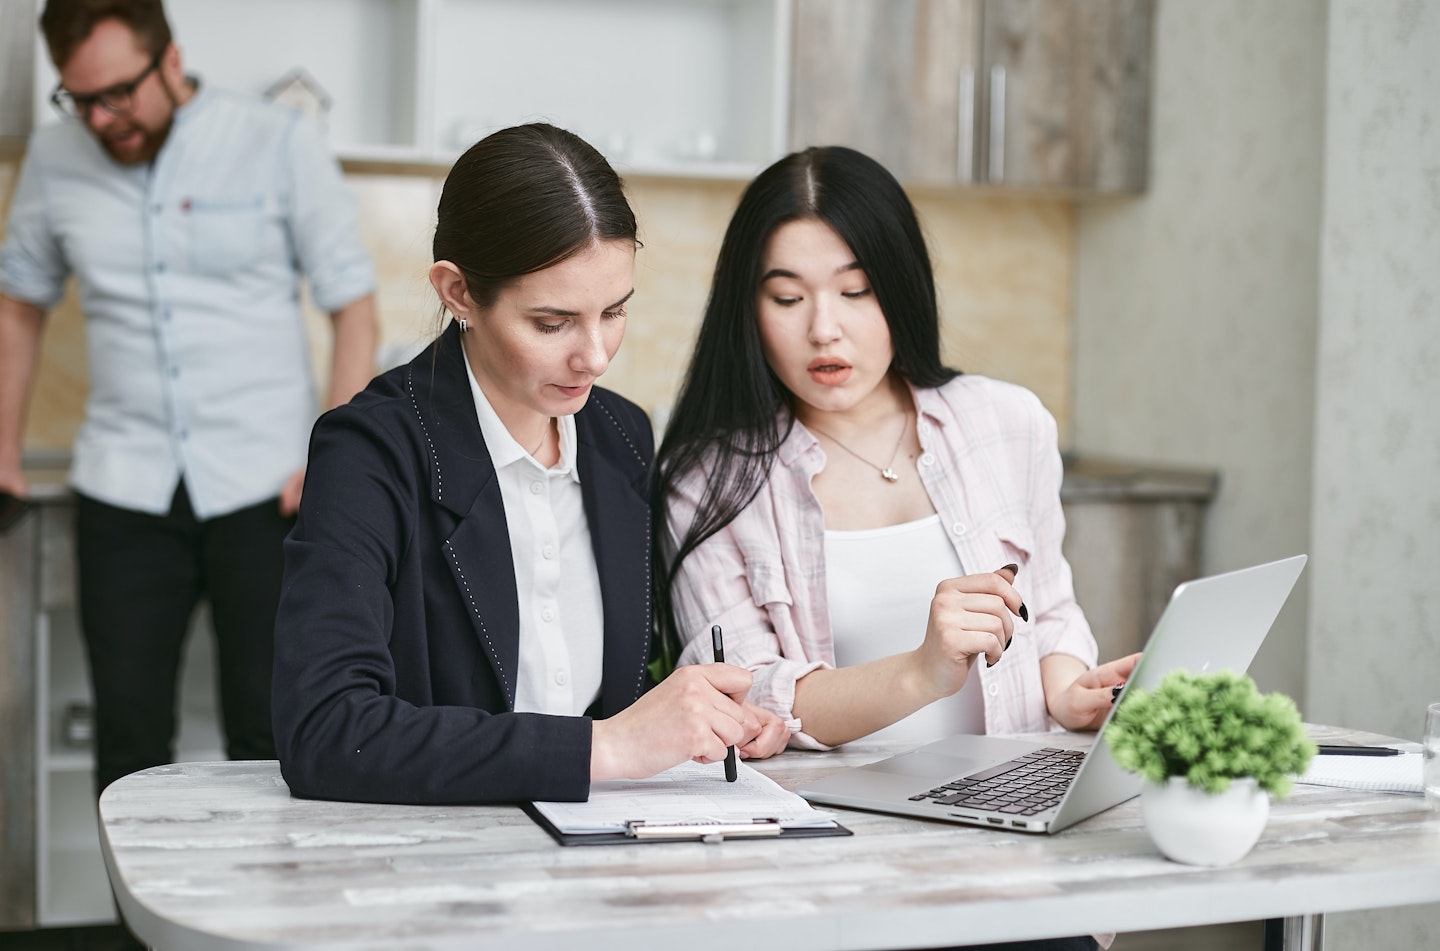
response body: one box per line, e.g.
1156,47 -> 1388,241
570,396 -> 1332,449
272,324 -> 654,804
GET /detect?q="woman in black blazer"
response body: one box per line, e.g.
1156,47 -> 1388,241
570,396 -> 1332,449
272,124 -> 788,805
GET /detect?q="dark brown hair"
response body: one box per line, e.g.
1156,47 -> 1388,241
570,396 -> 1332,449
40,0 -> 173,69
433,123 -> 638,310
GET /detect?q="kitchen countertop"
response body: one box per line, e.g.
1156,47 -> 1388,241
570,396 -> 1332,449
18,450 -> 73,502
21,451 -> 1219,505
1060,454 -> 1218,503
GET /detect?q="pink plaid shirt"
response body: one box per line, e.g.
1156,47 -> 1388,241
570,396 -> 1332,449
665,375 -> 1098,750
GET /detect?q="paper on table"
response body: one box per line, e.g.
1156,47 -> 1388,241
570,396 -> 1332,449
533,760 -> 838,834
1298,751 -> 1423,794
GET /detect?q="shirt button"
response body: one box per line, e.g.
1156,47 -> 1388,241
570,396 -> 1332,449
155,262 -> 165,273
169,366 -> 180,379
162,310 -> 172,323
921,454 -> 935,466
542,545 -> 555,560
987,682 -> 999,697
529,481 -> 543,495
179,430 -> 189,441
152,204 -> 162,214
554,669 -> 568,687
541,607 -> 555,622
951,522 -> 967,537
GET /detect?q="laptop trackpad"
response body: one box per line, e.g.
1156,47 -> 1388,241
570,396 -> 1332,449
865,750 -> 994,779
862,735 -> 1043,780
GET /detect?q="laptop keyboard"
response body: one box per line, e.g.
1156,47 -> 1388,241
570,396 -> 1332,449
908,747 -> 1086,816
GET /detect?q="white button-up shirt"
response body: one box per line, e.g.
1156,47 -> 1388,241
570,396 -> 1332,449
463,356 -> 604,716
0,82 -> 375,517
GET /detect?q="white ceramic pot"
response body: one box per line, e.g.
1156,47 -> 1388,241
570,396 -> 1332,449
1139,776 -> 1270,866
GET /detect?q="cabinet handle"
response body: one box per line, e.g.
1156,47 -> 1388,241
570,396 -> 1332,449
957,68 -> 975,183
988,64 -> 1006,184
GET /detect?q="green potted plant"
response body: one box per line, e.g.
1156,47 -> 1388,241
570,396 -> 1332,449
1105,669 -> 1316,866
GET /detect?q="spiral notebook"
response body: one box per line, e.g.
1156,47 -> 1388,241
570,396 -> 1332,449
1299,752 -> 1423,794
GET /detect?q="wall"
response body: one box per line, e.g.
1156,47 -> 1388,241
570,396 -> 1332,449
1309,1 -> 1440,946
4,159 -> 1076,452
1074,0 -> 1438,944
1071,0 -> 1327,701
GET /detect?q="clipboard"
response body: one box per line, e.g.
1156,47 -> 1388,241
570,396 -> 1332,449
523,760 -> 854,846
522,802 -> 852,847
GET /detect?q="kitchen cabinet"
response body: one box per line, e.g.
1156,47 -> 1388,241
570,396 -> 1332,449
790,0 -> 1154,193
789,0 -> 982,186
981,0 -> 1153,192
26,0 -> 1149,190
30,0 -> 793,178
0,455 -> 224,931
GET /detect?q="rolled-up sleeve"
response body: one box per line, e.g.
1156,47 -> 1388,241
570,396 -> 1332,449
0,145 -> 68,308
665,471 -> 831,749
280,115 -> 375,313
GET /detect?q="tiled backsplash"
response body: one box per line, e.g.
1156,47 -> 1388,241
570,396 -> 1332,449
2,156 -> 1075,449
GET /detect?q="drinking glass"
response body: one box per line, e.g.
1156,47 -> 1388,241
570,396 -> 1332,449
1425,701 -> 1440,810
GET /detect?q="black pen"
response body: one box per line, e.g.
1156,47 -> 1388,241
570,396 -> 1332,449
711,624 -> 738,782
1316,744 -> 1402,757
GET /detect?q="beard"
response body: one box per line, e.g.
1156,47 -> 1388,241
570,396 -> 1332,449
96,74 -> 182,166
98,117 -> 173,164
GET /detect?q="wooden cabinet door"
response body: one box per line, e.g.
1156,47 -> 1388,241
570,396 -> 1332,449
790,0 -> 982,187
980,0 -> 1153,192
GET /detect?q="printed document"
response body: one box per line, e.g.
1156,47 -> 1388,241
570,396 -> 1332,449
533,761 -> 838,834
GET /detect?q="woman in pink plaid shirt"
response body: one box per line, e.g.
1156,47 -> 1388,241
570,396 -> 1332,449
657,147 -> 1138,755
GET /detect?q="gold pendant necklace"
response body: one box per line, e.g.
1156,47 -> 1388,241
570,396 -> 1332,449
806,413 -> 910,483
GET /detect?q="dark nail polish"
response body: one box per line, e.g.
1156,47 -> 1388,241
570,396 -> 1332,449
1018,602 -> 1029,622
999,563 -> 1018,575
1111,684 -> 1123,704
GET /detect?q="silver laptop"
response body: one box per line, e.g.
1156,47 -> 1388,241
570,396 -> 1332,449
799,554 -> 1307,834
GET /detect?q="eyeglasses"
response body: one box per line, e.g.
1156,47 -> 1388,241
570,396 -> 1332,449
50,50 -> 163,120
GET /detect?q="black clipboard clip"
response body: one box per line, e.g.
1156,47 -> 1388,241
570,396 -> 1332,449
626,817 -> 783,843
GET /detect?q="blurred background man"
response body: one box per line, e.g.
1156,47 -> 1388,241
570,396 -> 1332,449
0,0 -> 378,794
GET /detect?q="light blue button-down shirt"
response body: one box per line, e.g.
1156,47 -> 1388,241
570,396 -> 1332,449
0,82 -> 375,518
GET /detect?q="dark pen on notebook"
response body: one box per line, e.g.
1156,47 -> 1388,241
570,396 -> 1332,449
711,624 -> 739,782
1316,745 -> 1402,757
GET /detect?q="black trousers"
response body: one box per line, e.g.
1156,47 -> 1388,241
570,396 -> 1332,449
76,483 -> 291,793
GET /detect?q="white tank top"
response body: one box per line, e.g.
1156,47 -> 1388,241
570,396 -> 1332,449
824,514 -> 986,746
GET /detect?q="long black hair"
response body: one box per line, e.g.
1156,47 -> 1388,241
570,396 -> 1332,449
653,146 -> 959,662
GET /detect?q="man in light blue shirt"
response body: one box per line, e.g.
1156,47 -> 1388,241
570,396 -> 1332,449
0,0 -> 378,793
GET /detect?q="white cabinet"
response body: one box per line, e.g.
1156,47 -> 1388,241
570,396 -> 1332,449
31,0 -> 793,178
0,471 -> 224,930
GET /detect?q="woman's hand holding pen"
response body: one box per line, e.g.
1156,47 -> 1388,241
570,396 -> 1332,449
1044,652 -> 1143,731
911,569 -> 1025,702
589,664 -> 759,782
